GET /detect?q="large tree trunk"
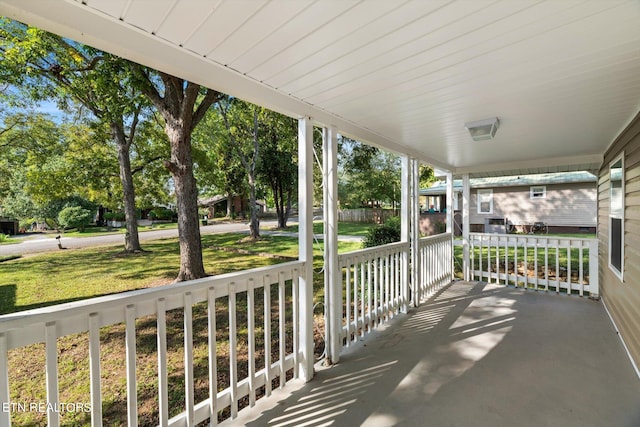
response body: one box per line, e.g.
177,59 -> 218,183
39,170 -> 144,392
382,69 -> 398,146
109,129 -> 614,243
248,174 -> 260,239
166,121 -> 205,281
113,124 -> 142,252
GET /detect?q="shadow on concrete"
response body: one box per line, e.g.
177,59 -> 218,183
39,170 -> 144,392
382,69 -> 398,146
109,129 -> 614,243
234,281 -> 640,427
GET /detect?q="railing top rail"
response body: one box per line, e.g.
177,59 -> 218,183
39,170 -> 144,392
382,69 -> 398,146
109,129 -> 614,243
419,232 -> 452,243
0,260 -> 304,334
469,232 -> 598,243
337,241 -> 409,261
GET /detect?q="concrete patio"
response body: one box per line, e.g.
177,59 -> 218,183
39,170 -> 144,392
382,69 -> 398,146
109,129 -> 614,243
230,281 -> 640,427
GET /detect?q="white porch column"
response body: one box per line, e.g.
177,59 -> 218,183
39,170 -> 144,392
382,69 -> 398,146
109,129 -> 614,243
322,126 -> 341,364
446,172 -> 454,280
401,156 -> 410,313
298,117 -> 314,381
411,159 -> 420,307
462,174 -> 471,281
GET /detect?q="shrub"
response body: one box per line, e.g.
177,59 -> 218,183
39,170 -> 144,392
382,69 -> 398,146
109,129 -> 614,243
149,208 -> 176,221
363,216 -> 401,248
104,212 -> 126,221
57,206 -> 93,231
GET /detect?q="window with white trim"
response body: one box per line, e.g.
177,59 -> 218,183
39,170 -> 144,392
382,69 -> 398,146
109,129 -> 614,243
477,189 -> 493,214
609,154 -> 624,279
530,186 -> 546,199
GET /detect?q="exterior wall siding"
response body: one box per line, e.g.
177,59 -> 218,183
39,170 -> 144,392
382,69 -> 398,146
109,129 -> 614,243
469,183 -> 596,227
599,110 -> 640,369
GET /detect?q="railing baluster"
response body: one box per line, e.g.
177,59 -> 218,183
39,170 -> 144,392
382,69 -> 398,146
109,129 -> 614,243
125,305 -> 137,427
579,243 -> 584,296
88,313 -> 102,427
479,235 -> 484,282
45,322 -> 60,427
567,240 -> 572,295
353,257 -> 359,339
534,239 -> 538,290
228,283 -> 238,419
345,263 -> 351,346
157,298 -> 168,427
292,271 -> 299,378
184,292 -> 195,426
555,240 -> 560,293
207,288 -> 217,426
278,272 -> 285,388
247,279 -> 256,405
0,333 -> 9,427
373,258 -> 379,326
360,260 -> 365,336
544,240 -> 549,291
367,259 -> 372,331
263,278 -> 272,397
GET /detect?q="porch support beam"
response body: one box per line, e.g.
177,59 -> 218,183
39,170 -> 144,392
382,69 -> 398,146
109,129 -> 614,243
446,171 -> 454,278
322,126 -> 341,364
462,174 -> 471,281
411,159 -> 420,307
401,156 -> 410,313
298,117 -> 314,381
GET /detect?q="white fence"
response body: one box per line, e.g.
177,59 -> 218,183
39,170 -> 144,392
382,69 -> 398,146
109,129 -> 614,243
469,233 -> 599,297
0,261 -> 305,427
337,208 -> 397,224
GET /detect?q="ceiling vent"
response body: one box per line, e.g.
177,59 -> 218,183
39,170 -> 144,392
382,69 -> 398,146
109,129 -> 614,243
465,117 -> 499,141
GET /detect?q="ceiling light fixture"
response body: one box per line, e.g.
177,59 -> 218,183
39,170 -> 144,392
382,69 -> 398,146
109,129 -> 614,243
464,117 -> 499,141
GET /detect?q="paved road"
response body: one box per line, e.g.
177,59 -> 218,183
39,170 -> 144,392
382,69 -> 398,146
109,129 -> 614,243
0,221 -> 269,257
0,220 -> 363,257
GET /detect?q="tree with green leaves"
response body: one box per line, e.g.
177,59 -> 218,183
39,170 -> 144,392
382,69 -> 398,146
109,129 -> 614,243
0,18 -> 155,253
257,110 -> 297,229
217,97 -> 261,239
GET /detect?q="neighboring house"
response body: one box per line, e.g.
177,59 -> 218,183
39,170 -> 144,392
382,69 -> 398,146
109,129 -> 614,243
199,195 -> 265,218
598,111 -> 640,373
0,217 -> 19,235
421,171 -> 597,234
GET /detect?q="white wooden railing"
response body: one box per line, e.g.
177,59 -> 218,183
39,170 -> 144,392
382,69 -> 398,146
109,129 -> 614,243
335,235 -> 454,350
0,261 -> 305,427
469,233 -> 599,297
337,242 -> 409,346
418,233 -> 453,299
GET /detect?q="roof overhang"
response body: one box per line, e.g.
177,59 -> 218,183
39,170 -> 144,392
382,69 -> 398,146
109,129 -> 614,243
2,1 -> 639,178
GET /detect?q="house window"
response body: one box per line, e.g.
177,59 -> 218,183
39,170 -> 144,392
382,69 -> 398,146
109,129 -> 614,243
609,154 -> 624,279
477,189 -> 493,214
530,186 -> 546,199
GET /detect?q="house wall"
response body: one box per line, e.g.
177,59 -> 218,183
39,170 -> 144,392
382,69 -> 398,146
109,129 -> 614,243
469,182 -> 596,228
598,110 -> 640,369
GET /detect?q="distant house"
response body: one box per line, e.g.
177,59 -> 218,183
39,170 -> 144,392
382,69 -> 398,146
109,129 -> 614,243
0,217 -> 19,235
199,195 -> 265,218
420,171 -> 597,234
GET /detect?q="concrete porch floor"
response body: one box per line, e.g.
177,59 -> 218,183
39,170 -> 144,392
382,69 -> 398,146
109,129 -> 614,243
228,281 -> 640,427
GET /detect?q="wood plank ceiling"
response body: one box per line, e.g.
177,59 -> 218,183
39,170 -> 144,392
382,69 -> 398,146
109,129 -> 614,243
2,0 -> 640,177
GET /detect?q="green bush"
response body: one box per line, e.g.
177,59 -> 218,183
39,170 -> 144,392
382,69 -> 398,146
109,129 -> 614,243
104,211 -> 126,221
58,206 -> 93,231
363,216 -> 401,248
149,208 -> 176,221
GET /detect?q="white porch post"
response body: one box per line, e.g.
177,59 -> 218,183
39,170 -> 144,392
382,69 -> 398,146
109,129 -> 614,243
322,126 -> 341,364
462,174 -> 471,281
298,117 -> 314,381
401,156 -> 410,313
446,172 -> 454,278
411,159 -> 420,307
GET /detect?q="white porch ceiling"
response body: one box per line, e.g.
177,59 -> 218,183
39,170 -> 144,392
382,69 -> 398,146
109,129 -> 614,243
2,0 -> 640,177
